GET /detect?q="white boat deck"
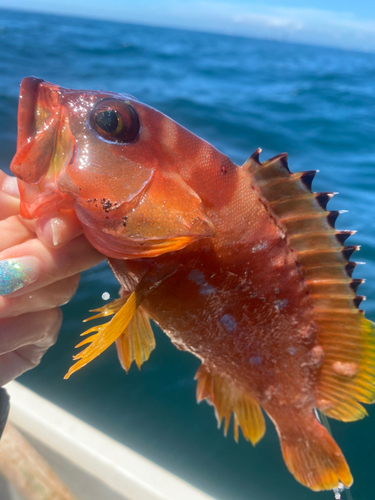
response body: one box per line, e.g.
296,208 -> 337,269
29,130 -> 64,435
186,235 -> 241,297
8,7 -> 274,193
2,382 -> 216,500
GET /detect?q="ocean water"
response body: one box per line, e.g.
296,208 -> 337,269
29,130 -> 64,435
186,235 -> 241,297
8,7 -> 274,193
1,7 -> 375,500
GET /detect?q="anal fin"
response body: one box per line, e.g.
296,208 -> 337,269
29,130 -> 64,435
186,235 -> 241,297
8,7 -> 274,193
195,365 -> 265,445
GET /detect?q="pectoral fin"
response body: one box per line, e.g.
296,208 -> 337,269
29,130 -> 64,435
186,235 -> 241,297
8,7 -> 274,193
64,292 -> 138,379
115,307 -> 155,372
64,265 -> 174,379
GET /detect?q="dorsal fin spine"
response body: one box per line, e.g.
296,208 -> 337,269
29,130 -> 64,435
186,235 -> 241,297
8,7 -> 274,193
242,148 -> 262,170
300,170 -> 318,190
342,246 -> 360,261
315,192 -> 335,210
350,279 -> 365,293
250,148 -> 262,164
336,230 -> 356,244
345,262 -> 357,277
353,296 -> 366,308
327,211 -> 340,228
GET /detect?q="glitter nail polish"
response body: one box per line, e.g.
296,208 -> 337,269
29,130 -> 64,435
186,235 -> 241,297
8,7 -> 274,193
0,257 -> 39,295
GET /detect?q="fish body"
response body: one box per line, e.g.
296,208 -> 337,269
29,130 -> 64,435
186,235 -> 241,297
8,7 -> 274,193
10,77 -> 375,491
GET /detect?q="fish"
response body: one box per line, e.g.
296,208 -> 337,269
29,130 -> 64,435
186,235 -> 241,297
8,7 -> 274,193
10,76 -> 375,492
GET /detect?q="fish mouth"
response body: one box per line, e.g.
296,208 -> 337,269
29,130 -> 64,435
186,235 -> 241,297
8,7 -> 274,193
10,77 -> 76,218
11,77 -> 64,184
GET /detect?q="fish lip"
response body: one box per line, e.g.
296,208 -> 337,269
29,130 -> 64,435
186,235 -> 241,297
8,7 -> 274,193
17,77 -> 44,149
17,77 -> 63,150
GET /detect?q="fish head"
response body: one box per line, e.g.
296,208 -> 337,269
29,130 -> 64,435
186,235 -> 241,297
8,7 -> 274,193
10,77 -> 215,258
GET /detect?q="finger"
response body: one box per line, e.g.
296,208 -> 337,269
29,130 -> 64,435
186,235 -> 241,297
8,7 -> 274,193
0,308 -> 62,386
36,210 -> 83,248
0,171 -> 19,198
0,307 -> 62,353
0,388 -> 10,439
0,235 -> 104,297
0,216 -> 35,252
0,274 -> 80,319
0,171 -> 20,220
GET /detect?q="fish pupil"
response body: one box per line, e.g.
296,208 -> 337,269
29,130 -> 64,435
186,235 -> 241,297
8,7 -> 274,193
95,110 -> 119,134
91,99 -> 140,143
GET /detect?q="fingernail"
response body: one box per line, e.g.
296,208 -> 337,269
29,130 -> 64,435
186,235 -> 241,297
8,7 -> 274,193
50,218 -> 64,247
1,176 -> 19,198
0,257 -> 40,295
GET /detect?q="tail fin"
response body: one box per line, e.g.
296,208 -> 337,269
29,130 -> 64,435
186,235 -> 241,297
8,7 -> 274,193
277,412 -> 352,491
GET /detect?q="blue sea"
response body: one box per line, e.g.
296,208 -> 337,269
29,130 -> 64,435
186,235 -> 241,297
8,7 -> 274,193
1,8 -> 375,500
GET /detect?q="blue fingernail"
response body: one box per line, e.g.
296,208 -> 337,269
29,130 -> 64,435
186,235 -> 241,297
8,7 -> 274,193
0,257 -> 39,295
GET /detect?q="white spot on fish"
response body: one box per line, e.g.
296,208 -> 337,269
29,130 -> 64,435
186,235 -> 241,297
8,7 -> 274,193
310,346 -> 324,366
332,361 -> 358,377
264,385 -> 276,401
317,398 -> 334,412
274,299 -> 288,311
288,347 -> 297,355
219,314 -> 237,332
251,240 -> 268,253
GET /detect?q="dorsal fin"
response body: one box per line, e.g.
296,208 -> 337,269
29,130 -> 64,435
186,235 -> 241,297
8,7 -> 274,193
195,364 -> 266,445
244,152 -> 375,421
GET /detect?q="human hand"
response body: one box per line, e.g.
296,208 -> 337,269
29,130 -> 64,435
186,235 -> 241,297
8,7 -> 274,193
0,170 -> 104,385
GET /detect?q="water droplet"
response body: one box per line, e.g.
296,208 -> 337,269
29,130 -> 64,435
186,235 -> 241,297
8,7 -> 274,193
333,481 -> 345,499
102,292 -> 110,300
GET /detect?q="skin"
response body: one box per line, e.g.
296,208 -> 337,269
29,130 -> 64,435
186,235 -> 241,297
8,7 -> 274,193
0,170 -> 103,385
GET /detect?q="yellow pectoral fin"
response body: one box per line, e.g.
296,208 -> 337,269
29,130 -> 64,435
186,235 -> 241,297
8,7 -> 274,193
116,307 -> 155,372
82,296 -> 129,322
64,292 -> 137,379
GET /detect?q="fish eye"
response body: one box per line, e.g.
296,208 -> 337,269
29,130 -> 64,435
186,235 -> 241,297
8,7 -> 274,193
91,99 -> 140,143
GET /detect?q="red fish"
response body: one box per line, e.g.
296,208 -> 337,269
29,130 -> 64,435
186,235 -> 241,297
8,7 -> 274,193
10,77 -> 375,491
